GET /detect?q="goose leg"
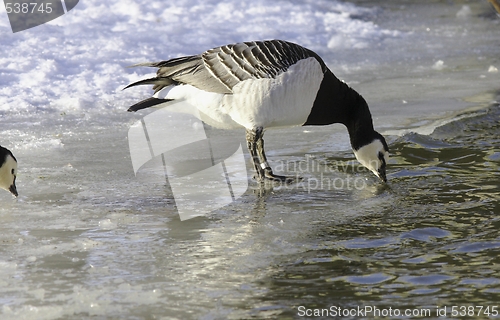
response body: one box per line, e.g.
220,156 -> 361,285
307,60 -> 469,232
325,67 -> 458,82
246,128 -> 266,181
246,127 -> 295,183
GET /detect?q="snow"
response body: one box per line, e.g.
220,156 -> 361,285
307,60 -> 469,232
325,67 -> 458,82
0,0 -> 399,116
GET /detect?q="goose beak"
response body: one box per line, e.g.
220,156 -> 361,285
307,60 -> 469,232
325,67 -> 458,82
378,168 -> 387,183
9,183 -> 18,197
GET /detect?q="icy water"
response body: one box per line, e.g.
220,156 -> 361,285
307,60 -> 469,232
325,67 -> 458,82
1,0 -> 500,319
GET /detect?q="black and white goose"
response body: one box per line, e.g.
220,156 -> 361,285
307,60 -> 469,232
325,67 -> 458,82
125,40 -> 389,183
0,145 -> 18,196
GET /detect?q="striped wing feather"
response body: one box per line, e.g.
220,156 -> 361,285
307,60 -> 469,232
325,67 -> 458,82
202,40 -> 327,92
124,55 -> 230,94
125,40 -> 326,95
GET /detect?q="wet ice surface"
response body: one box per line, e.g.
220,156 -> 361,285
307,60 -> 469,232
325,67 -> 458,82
1,0 -> 500,319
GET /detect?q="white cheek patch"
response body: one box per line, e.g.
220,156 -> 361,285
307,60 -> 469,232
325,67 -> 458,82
353,139 -> 386,176
0,155 -> 17,189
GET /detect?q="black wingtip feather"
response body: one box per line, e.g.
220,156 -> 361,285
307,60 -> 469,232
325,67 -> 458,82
127,97 -> 172,112
126,62 -> 160,68
123,77 -> 163,91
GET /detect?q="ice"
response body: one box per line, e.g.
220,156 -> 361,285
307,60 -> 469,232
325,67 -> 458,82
432,60 -> 446,70
456,5 -> 472,18
0,261 -> 17,274
98,219 -> 117,230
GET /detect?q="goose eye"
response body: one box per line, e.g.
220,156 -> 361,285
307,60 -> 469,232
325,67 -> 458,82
11,169 -> 15,175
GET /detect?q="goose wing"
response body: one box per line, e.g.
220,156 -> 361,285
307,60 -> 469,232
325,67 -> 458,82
201,40 -> 327,92
124,40 -> 327,95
